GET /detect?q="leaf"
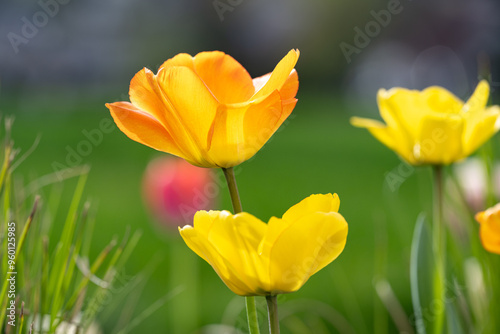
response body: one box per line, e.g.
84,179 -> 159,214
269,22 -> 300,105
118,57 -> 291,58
410,214 -> 434,334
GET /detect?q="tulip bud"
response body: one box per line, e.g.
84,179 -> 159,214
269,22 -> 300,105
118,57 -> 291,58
142,157 -> 217,231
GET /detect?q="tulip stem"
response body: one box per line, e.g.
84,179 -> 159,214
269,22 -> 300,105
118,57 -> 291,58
222,167 -> 261,334
266,295 -> 280,334
222,167 -> 243,213
432,165 -> 446,334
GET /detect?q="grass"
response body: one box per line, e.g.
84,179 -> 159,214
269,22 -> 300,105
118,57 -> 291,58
5,90 -> 432,333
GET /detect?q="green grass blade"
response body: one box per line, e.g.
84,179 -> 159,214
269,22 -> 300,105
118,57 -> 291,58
0,197 -> 39,329
48,172 -> 88,328
410,214 -> 433,334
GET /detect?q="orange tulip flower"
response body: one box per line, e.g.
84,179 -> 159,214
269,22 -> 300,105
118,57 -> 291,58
475,203 -> 500,254
106,50 -> 299,168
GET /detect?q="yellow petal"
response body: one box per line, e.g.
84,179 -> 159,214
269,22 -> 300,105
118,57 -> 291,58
350,116 -> 416,164
179,225 -> 250,295
265,212 -> 348,293
463,80 -> 490,114
207,91 -> 282,168
350,117 -> 397,151
206,212 -> 269,294
251,49 -> 300,100
106,102 -> 187,160
414,113 -> 464,164
421,86 -> 463,114
157,66 -> 219,154
193,210 -> 231,238
282,193 -> 340,223
377,88 -> 426,139
463,106 -> 500,156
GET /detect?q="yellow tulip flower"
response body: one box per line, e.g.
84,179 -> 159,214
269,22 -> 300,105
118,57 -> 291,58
106,50 -> 299,168
179,194 -> 348,296
475,203 -> 500,254
351,81 -> 500,165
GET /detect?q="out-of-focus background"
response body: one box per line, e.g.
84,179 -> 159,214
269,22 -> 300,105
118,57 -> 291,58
1,0 -> 500,333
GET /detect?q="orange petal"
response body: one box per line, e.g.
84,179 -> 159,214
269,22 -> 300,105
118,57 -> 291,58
156,66 -> 219,153
480,218 -> 500,254
129,68 -> 170,126
254,69 -> 298,124
192,51 -> 255,104
277,69 -> 299,124
279,69 -> 299,101
106,102 -> 186,159
207,91 -> 283,168
252,49 -> 300,100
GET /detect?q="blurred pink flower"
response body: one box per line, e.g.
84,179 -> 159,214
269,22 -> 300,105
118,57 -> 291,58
454,158 -> 500,212
142,157 -> 217,230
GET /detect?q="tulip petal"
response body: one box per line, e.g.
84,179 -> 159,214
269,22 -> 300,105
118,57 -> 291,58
207,91 -> 282,167
253,69 -> 299,128
128,67 -> 209,164
106,102 -> 186,159
415,113 -> 464,164
463,80 -> 489,114
252,49 -> 300,100
422,86 -> 463,114
377,88 -> 426,139
480,221 -> 500,254
207,213 -> 269,294
253,69 -> 299,102
129,68 -> 171,126
476,205 -> 500,254
279,69 -> 299,101
193,210 -> 231,238
252,73 -> 271,93
350,116 -> 416,163
254,70 -> 298,124
179,225 -> 250,295
160,53 -> 194,69
157,66 -> 219,153
192,51 -> 255,104
264,212 -> 348,293
463,106 -> 500,156
282,194 -> 340,223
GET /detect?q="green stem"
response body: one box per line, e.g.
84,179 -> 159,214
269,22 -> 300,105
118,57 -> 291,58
222,167 -> 260,334
432,165 -> 445,334
266,295 -> 280,334
222,167 -> 243,213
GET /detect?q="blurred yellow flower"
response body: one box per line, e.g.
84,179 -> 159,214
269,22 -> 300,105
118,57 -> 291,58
475,203 -> 500,254
351,81 -> 500,165
106,49 -> 299,168
179,194 -> 348,296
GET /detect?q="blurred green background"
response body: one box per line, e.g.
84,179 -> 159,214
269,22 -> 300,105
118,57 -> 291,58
2,0 -> 500,332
